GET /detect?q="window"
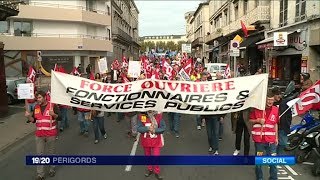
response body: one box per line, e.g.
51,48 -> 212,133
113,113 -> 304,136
107,5 -> 110,15
244,0 -> 248,14
279,0 -> 288,27
234,1 -> 239,20
107,28 -> 111,40
295,0 -> 306,22
224,9 -> 229,26
86,0 -> 96,11
14,21 -> 31,36
254,0 -> 259,7
0,21 -> 9,33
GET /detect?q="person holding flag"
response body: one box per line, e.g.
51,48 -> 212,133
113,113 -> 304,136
25,91 -> 60,180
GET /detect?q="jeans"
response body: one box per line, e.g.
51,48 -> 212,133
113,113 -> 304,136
92,116 -> 106,140
205,116 -> 219,151
255,143 -> 278,180
219,120 -> 223,138
144,147 -> 161,174
116,112 -> 124,122
78,112 -> 90,133
129,114 -> 138,136
196,115 -> 201,126
168,112 -> 180,134
235,118 -> 250,155
36,136 -> 55,177
59,107 -> 69,130
277,130 -> 288,155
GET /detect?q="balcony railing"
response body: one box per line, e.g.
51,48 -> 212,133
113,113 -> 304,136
1,32 -> 111,40
113,27 -> 132,43
0,0 -> 23,11
26,2 -> 110,15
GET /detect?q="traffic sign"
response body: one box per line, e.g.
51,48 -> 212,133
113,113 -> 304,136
230,49 -> 240,57
230,40 -> 240,50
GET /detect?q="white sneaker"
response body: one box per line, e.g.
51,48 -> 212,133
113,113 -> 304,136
197,126 -> 201,130
214,151 -> 219,155
208,147 -> 213,152
233,149 -> 240,156
103,133 -> 107,139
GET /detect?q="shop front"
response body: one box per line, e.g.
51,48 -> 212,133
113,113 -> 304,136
257,29 -> 309,87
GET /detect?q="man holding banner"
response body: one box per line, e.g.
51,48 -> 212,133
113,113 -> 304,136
250,90 -> 279,180
25,91 -> 60,180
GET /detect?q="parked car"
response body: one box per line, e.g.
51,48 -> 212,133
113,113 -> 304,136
205,63 -> 227,80
6,77 -> 26,104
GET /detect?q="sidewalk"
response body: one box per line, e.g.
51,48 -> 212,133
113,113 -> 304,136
0,111 -> 35,154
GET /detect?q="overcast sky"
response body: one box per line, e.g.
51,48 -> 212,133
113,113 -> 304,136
135,1 -> 204,37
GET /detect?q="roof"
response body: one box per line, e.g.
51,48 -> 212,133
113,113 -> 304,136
193,2 -> 209,17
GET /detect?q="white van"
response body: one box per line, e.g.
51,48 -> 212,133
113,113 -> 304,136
205,63 -> 227,79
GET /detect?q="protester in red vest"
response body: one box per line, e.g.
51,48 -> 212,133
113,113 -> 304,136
25,91 -> 60,180
249,90 -> 279,180
137,111 -> 166,180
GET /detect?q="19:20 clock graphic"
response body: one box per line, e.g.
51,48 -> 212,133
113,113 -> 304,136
31,157 -> 51,165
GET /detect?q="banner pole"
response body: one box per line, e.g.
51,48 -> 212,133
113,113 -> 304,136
233,56 -> 237,78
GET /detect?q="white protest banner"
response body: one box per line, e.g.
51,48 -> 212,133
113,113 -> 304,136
178,68 -> 191,81
127,61 -> 141,78
97,57 -> 108,73
51,71 -> 268,115
17,83 -> 34,99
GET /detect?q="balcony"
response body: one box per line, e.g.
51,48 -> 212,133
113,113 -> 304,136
15,3 -> 111,26
112,27 -> 132,44
191,37 -> 204,48
0,33 -> 112,52
206,6 -> 270,43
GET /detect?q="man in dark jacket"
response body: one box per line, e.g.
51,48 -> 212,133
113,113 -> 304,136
272,87 -> 295,154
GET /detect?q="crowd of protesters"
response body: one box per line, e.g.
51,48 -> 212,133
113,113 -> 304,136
24,53 -> 316,180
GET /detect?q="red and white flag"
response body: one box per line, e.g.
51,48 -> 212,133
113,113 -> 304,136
224,64 -> 231,79
151,68 -> 160,80
291,80 -> 320,116
111,59 -> 121,70
182,58 -> 193,76
27,66 -> 37,83
122,56 -> 128,68
162,59 -> 173,79
71,67 -> 81,76
53,63 -> 58,71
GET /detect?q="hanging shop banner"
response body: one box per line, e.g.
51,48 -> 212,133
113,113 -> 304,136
51,71 -> 269,115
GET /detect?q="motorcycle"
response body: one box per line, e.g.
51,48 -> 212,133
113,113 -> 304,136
294,123 -> 320,163
285,112 -> 320,151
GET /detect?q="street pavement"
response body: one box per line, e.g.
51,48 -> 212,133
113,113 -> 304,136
0,110 -> 318,180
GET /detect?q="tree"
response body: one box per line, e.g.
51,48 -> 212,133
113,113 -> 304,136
166,41 -> 176,51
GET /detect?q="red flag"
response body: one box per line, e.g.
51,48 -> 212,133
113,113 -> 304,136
89,72 -> 95,80
241,20 -> 248,38
292,81 -> 320,116
224,64 -> 231,79
151,68 -> 160,80
27,66 -> 37,83
59,65 -> 65,73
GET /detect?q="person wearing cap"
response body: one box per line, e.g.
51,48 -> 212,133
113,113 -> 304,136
300,73 -> 313,92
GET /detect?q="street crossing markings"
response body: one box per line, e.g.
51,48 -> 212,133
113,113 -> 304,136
125,133 -> 141,172
8,105 -> 25,109
278,176 -> 295,180
284,165 -> 299,176
302,162 -> 314,165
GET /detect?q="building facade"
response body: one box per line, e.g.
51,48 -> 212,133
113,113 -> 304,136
185,11 -> 195,45
111,0 -> 139,61
256,0 -> 320,84
190,2 -> 209,60
0,0 -> 113,76
139,35 -> 187,44
205,0 -> 270,74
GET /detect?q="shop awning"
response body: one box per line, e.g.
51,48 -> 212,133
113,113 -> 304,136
240,35 -> 264,48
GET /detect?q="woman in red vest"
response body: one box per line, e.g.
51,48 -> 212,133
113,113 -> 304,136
137,111 -> 166,180
249,90 -> 279,180
25,91 -> 60,180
